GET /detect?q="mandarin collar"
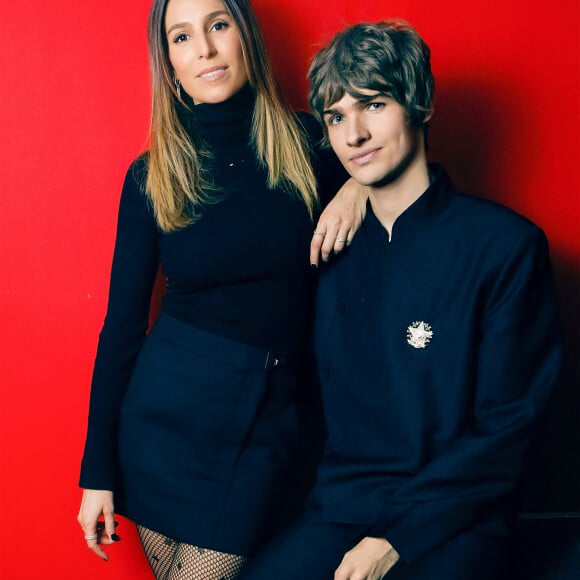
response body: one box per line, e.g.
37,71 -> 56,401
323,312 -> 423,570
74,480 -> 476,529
364,164 -> 455,243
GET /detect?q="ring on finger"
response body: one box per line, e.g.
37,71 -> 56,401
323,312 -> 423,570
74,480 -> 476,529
336,237 -> 348,243
84,534 -> 98,541
313,230 -> 326,236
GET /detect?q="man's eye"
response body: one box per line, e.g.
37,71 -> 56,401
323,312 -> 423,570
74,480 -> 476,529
328,114 -> 343,125
367,102 -> 385,111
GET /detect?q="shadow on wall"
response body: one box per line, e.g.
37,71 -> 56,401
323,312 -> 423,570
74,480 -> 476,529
430,78 -> 580,514
523,257 -> 580,513
428,76 -> 540,207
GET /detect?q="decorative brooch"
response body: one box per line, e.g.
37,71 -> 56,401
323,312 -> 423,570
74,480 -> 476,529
406,321 -> 433,349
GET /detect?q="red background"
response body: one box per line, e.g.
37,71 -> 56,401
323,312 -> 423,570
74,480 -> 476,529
1,0 -> 578,577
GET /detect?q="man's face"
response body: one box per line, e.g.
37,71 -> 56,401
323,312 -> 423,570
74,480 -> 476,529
324,89 -> 421,188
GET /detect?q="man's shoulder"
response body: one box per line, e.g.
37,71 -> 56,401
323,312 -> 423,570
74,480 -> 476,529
447,189 -> 545,249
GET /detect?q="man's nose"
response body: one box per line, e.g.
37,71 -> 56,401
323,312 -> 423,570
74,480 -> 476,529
347,115 -> 370,146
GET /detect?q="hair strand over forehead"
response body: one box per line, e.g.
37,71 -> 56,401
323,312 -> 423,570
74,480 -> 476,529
308,20 -> 435,142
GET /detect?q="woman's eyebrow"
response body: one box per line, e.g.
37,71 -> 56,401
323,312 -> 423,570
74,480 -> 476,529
166,10 -> 230,35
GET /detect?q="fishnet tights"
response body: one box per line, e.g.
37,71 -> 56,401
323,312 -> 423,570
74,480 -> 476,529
138,525 -> 248,580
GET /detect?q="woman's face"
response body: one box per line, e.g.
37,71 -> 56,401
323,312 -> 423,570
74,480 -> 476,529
165,0 -> 248,104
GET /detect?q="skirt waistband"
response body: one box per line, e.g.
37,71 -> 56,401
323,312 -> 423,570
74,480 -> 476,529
152,312 -> 310,372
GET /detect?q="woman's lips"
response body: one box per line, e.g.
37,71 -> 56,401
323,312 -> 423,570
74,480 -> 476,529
197,66 -> 227,81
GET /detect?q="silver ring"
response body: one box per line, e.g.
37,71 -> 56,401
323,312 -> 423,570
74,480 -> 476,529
336,237 -> 347,242
313,231 -> 326,236
84,534 -> 98,541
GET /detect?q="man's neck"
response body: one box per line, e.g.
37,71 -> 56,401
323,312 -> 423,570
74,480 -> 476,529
368,152 -> 430,240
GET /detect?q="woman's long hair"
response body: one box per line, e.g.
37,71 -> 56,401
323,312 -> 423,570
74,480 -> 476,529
147,0 -> 318,232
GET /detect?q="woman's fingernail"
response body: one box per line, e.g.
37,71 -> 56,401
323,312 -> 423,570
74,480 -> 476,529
311,264 -> 318,269
111,533 -> 121,542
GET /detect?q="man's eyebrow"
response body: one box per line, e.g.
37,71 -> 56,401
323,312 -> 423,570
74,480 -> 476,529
323,92 -> 390,115
357,92 -> 388,103
166,10 -> 230,35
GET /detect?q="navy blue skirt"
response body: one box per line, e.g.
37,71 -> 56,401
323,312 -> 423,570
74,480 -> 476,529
116,313 -> 322,556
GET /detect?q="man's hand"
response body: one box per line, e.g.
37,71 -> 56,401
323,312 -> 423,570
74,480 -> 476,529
334,537 -> 399,580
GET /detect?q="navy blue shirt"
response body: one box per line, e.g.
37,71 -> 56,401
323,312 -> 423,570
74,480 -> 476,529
311,164 -> 562,563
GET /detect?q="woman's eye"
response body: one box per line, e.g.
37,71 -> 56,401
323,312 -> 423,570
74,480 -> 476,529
210,21 -> 229,32
173,33 -> 188,43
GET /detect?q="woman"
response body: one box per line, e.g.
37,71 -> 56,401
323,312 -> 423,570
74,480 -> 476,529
77,0 -> 362,578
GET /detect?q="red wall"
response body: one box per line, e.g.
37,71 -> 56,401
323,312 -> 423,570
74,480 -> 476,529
1,0 -> 578,577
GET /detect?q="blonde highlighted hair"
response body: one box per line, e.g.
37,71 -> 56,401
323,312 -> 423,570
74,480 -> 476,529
146,0 -> 318,232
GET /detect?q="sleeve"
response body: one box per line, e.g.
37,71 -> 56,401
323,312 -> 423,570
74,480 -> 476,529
368,227 -> 563,563
79,159 -> 160,491
296,111 -> 349,208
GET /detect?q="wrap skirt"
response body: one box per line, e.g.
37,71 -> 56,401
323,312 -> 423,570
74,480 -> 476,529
116,312 -> 322,556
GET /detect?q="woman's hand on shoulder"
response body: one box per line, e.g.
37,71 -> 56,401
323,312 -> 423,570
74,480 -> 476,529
77,488 -> 119,561
310,178 -> 368,266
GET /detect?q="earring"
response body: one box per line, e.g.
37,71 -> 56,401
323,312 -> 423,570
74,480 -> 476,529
173,77 -> 181,99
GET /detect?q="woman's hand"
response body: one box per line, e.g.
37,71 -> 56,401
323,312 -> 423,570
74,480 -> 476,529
77,489 -> 119,561
334,536 -> 399,580
310,178 -> 368,266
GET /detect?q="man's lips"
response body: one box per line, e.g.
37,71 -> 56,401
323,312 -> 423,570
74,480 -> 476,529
349,148 -> 380,165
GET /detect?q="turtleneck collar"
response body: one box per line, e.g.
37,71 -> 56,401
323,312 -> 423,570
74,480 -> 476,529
178,83 -> 255,148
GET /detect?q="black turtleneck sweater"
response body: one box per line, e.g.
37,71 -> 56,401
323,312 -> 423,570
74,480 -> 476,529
80,86 -> 345,490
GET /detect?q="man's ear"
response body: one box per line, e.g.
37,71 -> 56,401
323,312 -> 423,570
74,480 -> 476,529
423,107 -> 434,124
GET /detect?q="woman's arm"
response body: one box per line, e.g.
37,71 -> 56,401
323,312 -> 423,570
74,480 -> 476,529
78,159 -> 159,559
298,111 -> 368,266
77,489 -> 117,561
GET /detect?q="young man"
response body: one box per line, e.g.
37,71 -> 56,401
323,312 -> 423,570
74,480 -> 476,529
241,21 -> 562,580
